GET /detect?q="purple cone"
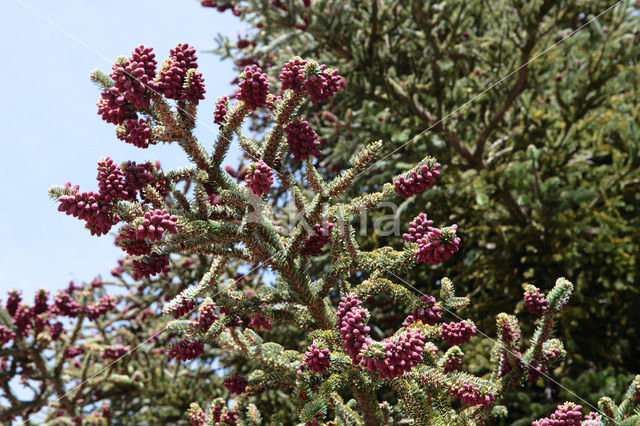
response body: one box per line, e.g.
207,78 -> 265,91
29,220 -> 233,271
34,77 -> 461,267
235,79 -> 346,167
403,294 -> 442,326
441,320 -> 476,345
117,118 -> 155,149
394,162 -> 441,199
224,373 -> 248,395
135,209 -> 178,242
301,221 -> 334,256
304,343 -> 331,373
415,224 -> 461,265
132,254 -> 170,280
285,119 -> 321,160
168,339 -> 204,361
237,65 -> 269,110
280,58 -> 307,93
214,95 -> 228,126
246,160 -> 274,195
524,286 -> 548,316
336,294 -> 372,363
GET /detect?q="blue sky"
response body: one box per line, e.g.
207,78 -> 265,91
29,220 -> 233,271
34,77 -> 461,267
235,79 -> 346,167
0,1 -> 243,301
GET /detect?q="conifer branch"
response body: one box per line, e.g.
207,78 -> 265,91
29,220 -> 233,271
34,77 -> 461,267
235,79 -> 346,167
22,40 -> 637,425
262,91 -> 304,166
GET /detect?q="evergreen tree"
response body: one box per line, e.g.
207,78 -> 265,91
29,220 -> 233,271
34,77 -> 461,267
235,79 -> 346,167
2,1 -> 640,422
208,0 -> 640,381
